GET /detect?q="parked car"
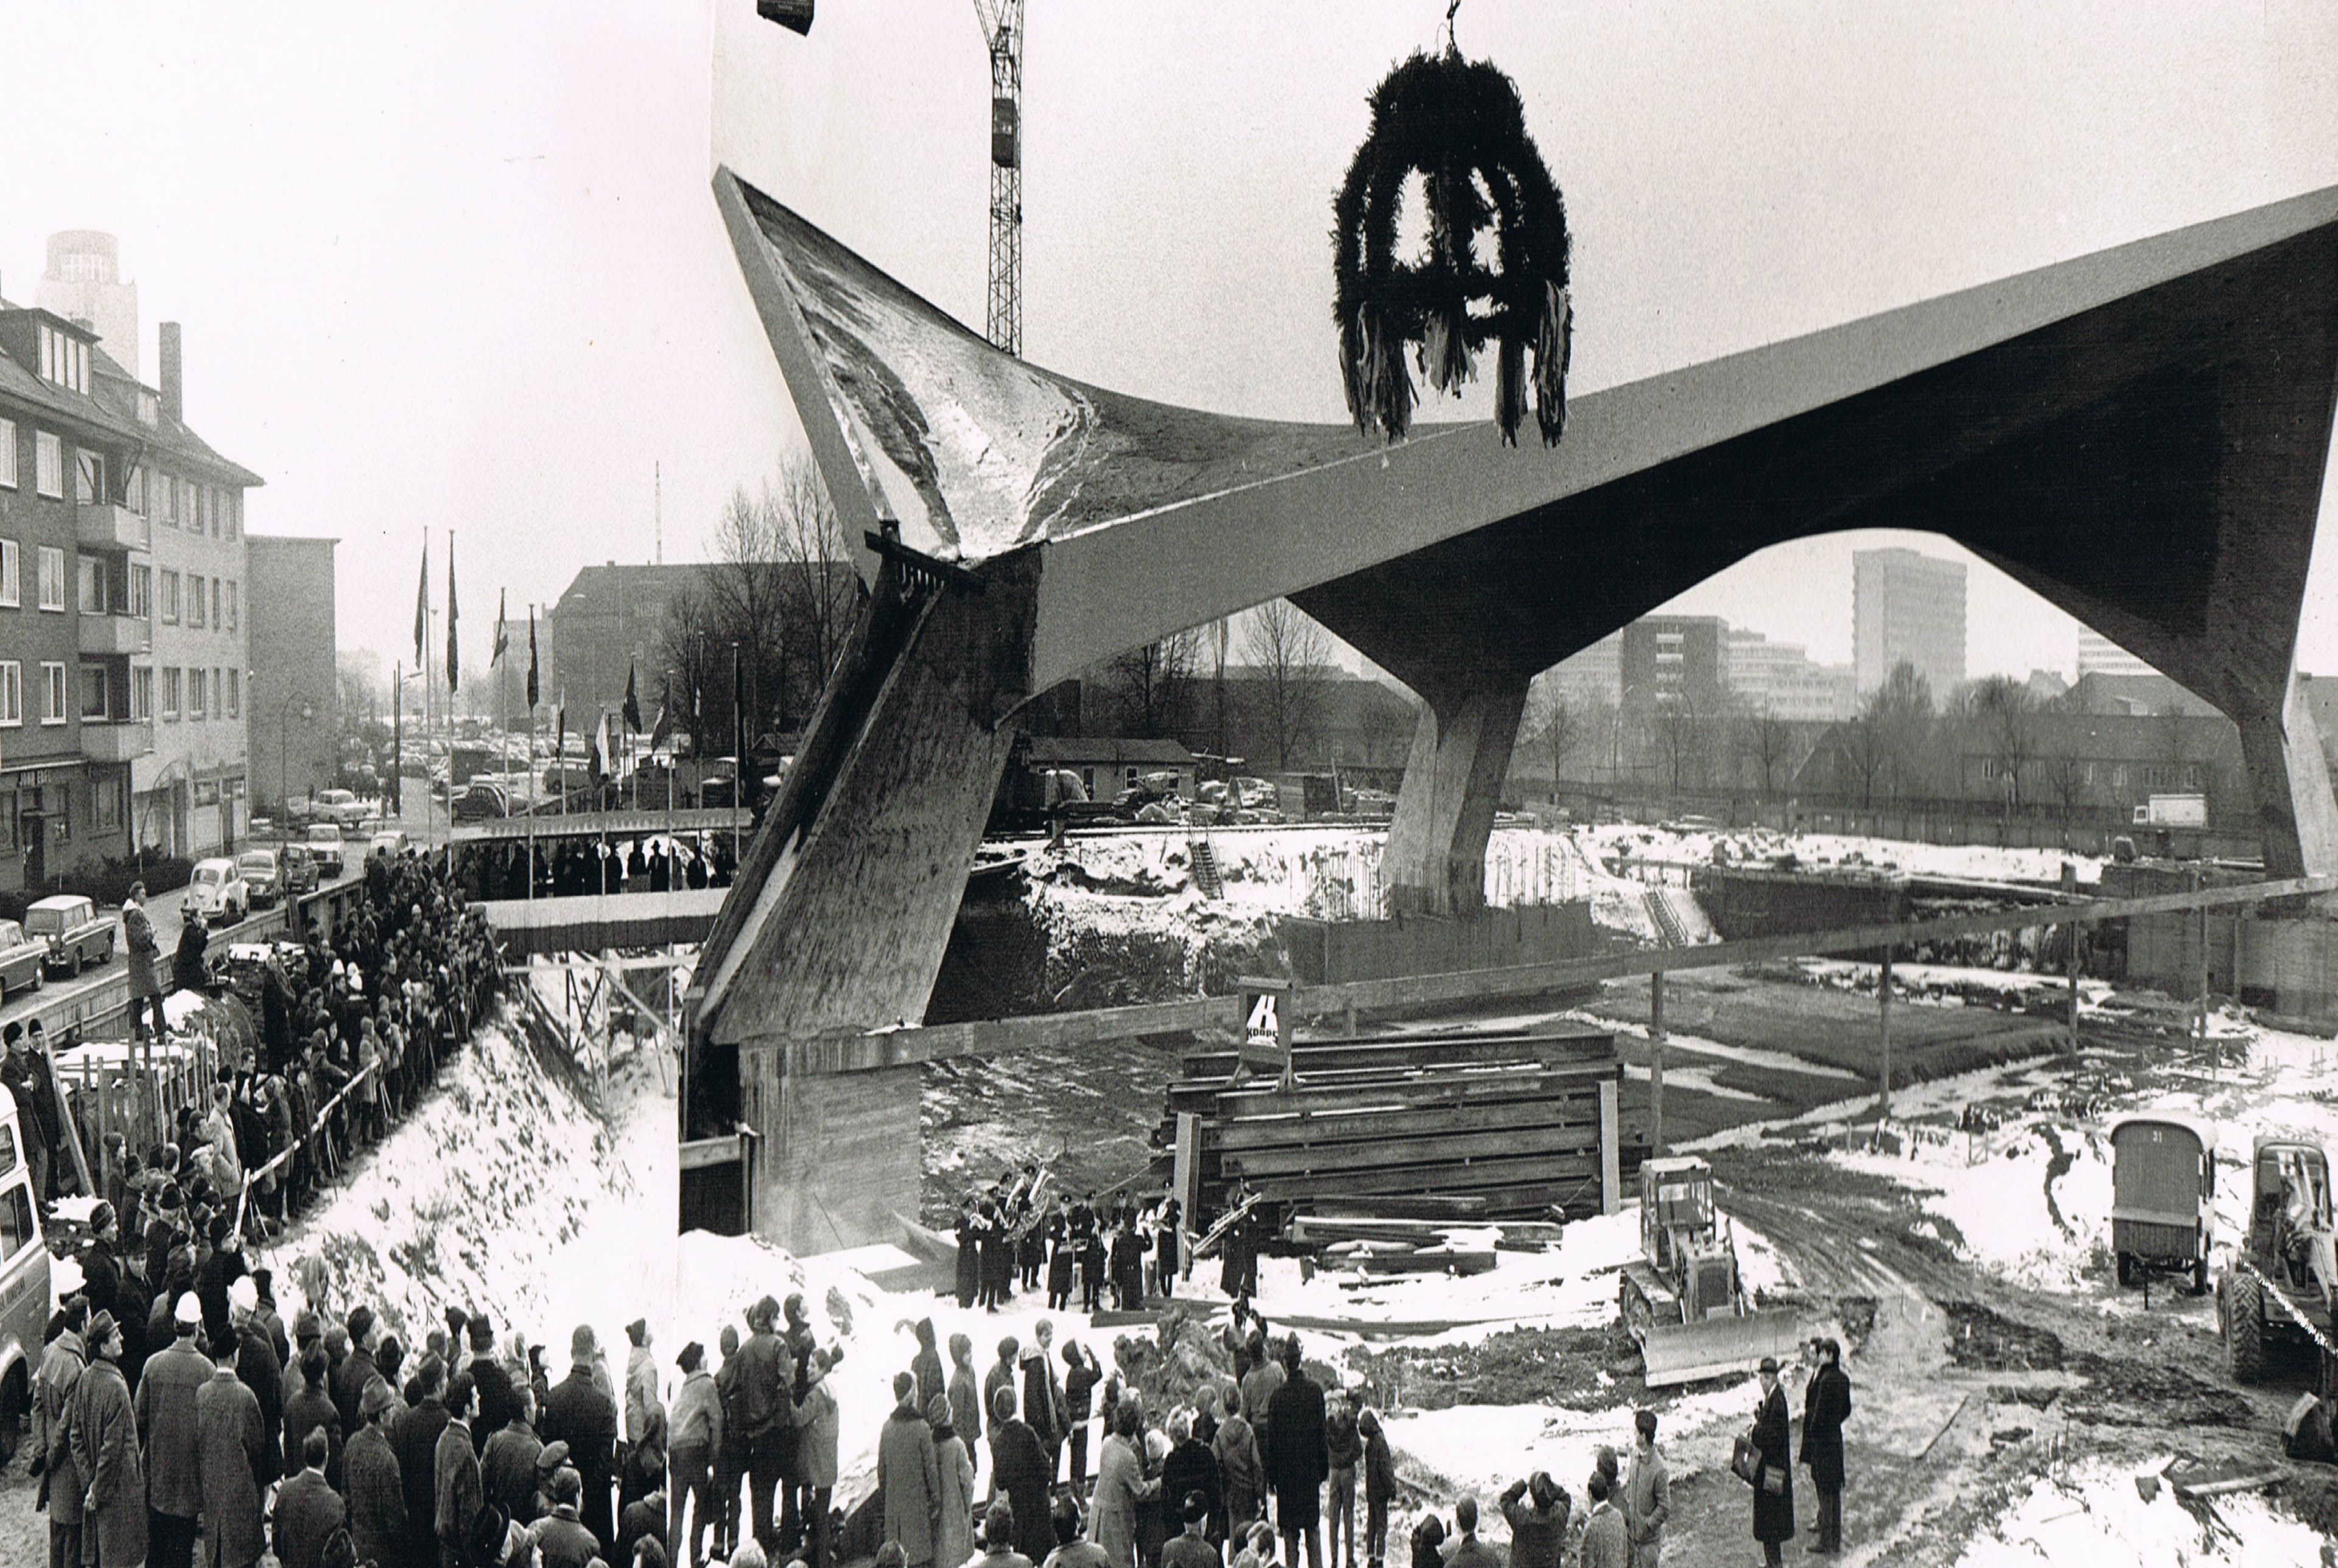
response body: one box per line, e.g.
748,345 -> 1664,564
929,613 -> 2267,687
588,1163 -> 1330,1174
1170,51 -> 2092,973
184,858 -> 252,926
453,782 -> 510,822
0,920 -> 44,996
312,788 -> 375,830
237,848 -> 283,907
24,894 -> 116,977
278,842 -> 321,897
305,823 -> 346,875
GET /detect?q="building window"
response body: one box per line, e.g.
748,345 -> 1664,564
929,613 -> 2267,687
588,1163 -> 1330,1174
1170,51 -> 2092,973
160,569 -> 180,623
35,432 -> 63,499
0,541 -> 16,609
225,491 -> 238,539
132,666 -> 152,721
0,418 -> 15,489
0,664 -> 19,726
40,663 -> 66,726
189,668 -> 205,721
36,548 -> 65,612
37,324 -> 90,394
188,573 -> 204,626
156,471 -> 174,527
124,464 -> 143,514
137,389 -> 158,428
162,667 -> 181,720
128,564 -> 150,618
225,580 -> 236,631
79,665 -> 108,722
204,486 -> 217,537
94,775 -> 122,830
75,447 -> 104,505
77,555 -> 107,615
225,667 -> 239,718
209,576 -> 220,628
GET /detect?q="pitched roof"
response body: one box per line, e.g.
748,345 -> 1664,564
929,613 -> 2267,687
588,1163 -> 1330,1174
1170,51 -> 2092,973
0,298 -> 264,486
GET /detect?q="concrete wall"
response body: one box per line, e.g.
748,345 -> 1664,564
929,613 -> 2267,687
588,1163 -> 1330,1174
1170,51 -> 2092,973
1280,901 -> 1598,987
1690,866 -> 1911,940
246,536 -> 337,813
2124,909 -> 2338,1022
742,1051 -> 922,1254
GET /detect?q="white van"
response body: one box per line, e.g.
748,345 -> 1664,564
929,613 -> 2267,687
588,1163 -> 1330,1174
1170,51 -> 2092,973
0,1091 -> 49,1457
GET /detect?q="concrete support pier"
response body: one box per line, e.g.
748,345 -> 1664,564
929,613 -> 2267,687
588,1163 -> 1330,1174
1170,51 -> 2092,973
1385,677 -> 1529,916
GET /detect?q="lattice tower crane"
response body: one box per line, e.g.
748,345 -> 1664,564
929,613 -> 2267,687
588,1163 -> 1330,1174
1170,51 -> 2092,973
974,0 -> 1025,357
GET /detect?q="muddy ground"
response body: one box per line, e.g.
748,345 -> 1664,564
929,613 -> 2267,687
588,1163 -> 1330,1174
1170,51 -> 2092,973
924,963 -> 2338,1563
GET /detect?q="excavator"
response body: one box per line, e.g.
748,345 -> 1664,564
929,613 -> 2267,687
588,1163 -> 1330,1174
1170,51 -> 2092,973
1621,1156 -> 1821,1387
2220,1135 -> 2338,1395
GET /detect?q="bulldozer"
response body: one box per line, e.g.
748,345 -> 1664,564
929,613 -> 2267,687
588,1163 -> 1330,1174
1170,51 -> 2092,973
2219,1135 -> 2338,1393
1621,1156 -> 1817,1387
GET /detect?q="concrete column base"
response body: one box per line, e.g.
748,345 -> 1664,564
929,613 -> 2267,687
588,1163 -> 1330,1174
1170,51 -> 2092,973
1385,677 -> 1529,917
745,1055 -> 923,1255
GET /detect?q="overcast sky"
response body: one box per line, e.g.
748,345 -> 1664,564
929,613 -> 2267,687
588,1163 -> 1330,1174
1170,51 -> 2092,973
5,1 -> 2337,688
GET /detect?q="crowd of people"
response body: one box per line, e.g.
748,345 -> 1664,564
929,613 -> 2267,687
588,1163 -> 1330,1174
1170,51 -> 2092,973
448,834 -> 738,904
33,1284 -> 669,1568
950,1176 -> 1186,1317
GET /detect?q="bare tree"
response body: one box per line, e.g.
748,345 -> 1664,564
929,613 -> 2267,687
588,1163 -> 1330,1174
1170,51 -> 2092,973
1650,696 -> 1708,793
1962,675 -> 2038,808
1106,630 -> 1203,739
1738,705 -> 1797,799
772,458 -> 862,719
1870,662 -> 1937,801
1523,683 -> 1579,801
2042,746 -> 2088,824
1243,600 -> 1334,769
1838,710 -> 1887,808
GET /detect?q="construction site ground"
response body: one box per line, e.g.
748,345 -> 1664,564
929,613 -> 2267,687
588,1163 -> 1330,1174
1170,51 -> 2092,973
925,957 -> 2338,1564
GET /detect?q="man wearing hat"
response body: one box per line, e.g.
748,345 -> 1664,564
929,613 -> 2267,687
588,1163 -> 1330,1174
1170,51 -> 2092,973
80,1202 -> 125,1333
346,1376 -> 410,1567
395,1355 -> 454,1567
196,1328 -> 269,1568
135,1292 -> 212,1568
2,1019 -> 55,1202
69,1310 -> 148,1568
35,1296 -> 91,1568
532,1440 -> 574,1523
668,1343 -> 720,1568
1749,1356 -> 1795,1568
541,1324 -> 620,1555
468,1312 -> 522,1455
735,1298 -> 789,1556
528,1467 -> 601,1568
334,1306 -> 382,1438
284,1343 -> 342,1491
124,881 -> 167,1045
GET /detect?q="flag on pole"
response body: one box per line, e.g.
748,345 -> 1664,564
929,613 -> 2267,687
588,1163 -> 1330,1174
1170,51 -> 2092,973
623,662 -> 642,733
649,698 -> 673,752
414,535 -> 429,668
445,533 -> 460,693
591,711 -> 612,785
526,612 -> 539,708
492,589 -> 509,665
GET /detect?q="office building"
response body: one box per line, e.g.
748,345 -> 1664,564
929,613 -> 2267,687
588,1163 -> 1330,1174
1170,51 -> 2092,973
246,536 -> 338,813
1853,547 -> 1965,696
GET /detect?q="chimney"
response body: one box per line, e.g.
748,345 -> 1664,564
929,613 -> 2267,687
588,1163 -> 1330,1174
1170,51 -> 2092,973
159,321 -> 182,424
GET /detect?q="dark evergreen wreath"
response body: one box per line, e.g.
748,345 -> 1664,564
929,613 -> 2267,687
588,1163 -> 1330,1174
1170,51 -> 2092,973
1333,49 -> 1573,447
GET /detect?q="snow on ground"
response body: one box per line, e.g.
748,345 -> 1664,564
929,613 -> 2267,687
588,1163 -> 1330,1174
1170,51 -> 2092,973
1951,1458 -> 2325,1568
1799,955 -> 2119,1013
1579,822 -> 2105,889
1838,1121 -> 2117,1292
257,1010 -> 678,1410
1584,1010 -> 1866,1082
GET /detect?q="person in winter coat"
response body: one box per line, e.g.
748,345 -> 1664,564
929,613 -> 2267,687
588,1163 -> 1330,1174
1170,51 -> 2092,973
1443,1499 -> 1498,1568
1574,1474 -> 1629,1568
125,884 -> 168,1043
1159,1412 -> 1222,1555
987,1383 -> 1054,1565
1061,1341 -> 1102,1491
1213,1382 -> 1265,1538
437,1373 -> 487,1568
791,1353 -> 841,1568
973,1499 -> 1035,1568
468,1315 -> 524,1454
736,1298 -> 793,1558
878,1373 -> 942,1568
908,1319 -> 946,1426
282,1344 -> 342,1491
228,1279 -> 284,1489
137,1292 -> 212,1568
542,1325 -> 622,1556
1358,1409 -> 1394,1568
271,1429 -> 345,1568
393,1356 -> 453,1567
1087,1402 -> 1157,1568
1324,1395 -> 1361,1568
1800,1338 -> 1852,1556
1263,1337 -> 1328,1568
1623,1409 -> 1670,1567
195,1331 -> 269,1568
984,1338 -> 1019,1435
669,1342 -> 721,1568
344,1379 -> 409,1568
37,1300 -> 90,1568
1018,1342 -> 1061,1468
626,1319 -> 662,1446
1750,1356 -> 1796,1567
947,1334 -> 985,1484
1497,1473 -> 1567,1568
931,1396 -> 977,1568
713,1326 -> 749,1558
955,1202 -> 982,1311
